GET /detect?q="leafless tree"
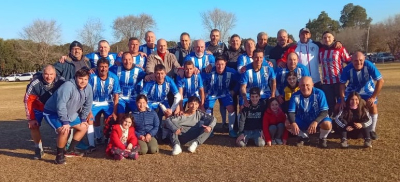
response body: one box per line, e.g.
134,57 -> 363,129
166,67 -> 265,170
335,27 -> 365,53
112,14 -> 156,43
367,14 -> 400,53
78,18 -> 104,51
200,8 -> 237,42
19,19 -> 62,65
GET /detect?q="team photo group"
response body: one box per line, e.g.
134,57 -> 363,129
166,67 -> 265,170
24,27 -> 384,164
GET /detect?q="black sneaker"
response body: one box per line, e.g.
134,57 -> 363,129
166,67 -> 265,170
54,154 -> 66,165
364,139 -> 372,148
296,137 -> 305,147
319,138 -> 328,148
64,150 -> 84,157
370,131 -> 378,140
340,139 -> 349,148
85,146 -> 96,154
222,123 -> 228,130
33,148 -> 44,160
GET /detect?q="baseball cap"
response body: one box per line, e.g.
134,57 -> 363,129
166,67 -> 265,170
299,28 -> 310,34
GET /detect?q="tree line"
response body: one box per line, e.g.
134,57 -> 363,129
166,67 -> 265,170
0,5 -> 399,76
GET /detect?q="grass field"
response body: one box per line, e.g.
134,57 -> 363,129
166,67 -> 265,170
0,62 -> 399,181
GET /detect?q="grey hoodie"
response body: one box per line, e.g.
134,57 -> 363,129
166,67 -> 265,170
44,79 -> 93,125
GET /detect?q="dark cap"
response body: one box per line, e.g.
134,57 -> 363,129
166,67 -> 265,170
299,28 -> 310,34
69,41 -> 83,51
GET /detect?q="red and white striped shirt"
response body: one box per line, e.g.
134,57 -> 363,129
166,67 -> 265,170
319,46 -> 351,84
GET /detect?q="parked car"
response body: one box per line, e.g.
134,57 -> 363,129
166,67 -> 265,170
18,73 -> 33,81
372,52 -> 395,62
4,74 -> 21,82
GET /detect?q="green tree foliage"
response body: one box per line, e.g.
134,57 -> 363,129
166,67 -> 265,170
306,11 -> 340,41
340,3 -> 372,28
167,41 -> 177,49
267,37 -> 277,46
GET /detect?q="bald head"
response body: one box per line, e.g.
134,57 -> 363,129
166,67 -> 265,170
42,65 -> 56,83
299,76 -> 313,97
352,51 -> 366,71
287,52 -> 299,70
194,39 -> 205,55
157,39 -> 167,53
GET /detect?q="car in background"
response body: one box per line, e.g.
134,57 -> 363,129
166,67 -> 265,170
372,52 -> 395,62
18,73 -> 33,81
4,74 -> 21,82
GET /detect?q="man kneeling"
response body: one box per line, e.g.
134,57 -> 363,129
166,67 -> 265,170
164,96 -> 216,155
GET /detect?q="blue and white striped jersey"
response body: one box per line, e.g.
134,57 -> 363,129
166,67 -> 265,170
204,67 -> 239,98
240,64 -> 276,98
89,72 -> 121,102
109,66 -> 146,100
184,52 -> 215,73
237,53 -> 269,72
86,52 -> 118,68
340,60 -> 382,98
275,64 -> 310,95
116,54 -> 147,69
139,44 -> 157,55
141,76 -> 179,103
176,74 -> 203,99
288,88 -> 329,122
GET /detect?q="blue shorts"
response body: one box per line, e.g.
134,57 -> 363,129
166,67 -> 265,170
92,102 -> 114,117
33,109 -> 44,126
147,100 -> 170,110
43,112 -> 82,132
205,95 -> 233,109
117,98 -> 137,114
296,117 -> 332,131
337,95 -> 378,104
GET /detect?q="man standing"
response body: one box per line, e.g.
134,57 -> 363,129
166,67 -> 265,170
87,58 -> 121,148
126,37 -> 147,68
139,31 -> 157,56
256,32 -> 275,67
205,29 -> 228,57
110,52 -> 146,122
169,32 -> 193,66
319,31 -> 351,116
43,68 -> 93,164
224,34 -> 245,70
339,51 -> 384,140
164,96 -> 216,155
55,41 -> 91,81
269,29 -> 293,68
203,56 -> 239,137
240,50 -> 276,107
24,65 -> 65,159
184,39 -> 215,75
288,77 -> 332,148
237,38 -> 256,72
86,40 -> 118,68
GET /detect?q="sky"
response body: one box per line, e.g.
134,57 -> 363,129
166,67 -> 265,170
0,0 -> 399,45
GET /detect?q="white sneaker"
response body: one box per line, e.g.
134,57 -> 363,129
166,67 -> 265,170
188,141 -> 198,153
172,144 -> 182,156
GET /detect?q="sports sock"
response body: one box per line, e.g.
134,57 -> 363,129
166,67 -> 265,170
228,112 -> 235,131
371,114 -> 378,132
35,142 -> 43,151
88,125 -> 95,147
320,129 -> 331,139
220,106 -> 227,124
69,139 -> 79,151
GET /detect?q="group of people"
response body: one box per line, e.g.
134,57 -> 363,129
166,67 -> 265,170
23,27 -> 384,164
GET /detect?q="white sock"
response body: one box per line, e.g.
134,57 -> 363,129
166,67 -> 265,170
88,125 -> 95,147
371,114 -> 378,132
94,126 -> 102,139
320,129 -> 331,139
228,112 -> 235,131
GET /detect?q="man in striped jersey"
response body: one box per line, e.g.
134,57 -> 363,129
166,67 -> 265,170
205,29 -> 228,57
139,31 -> 157,56
141,64 -> 181,121
24,65 -> 65,159
276,52 -> 310,104
110,52 -> 146,122
86,40 -> 118,68
203,56 -> 240,137
240,50 -> 276,108
319,31 -> 351,116
237,38 -> 256,73
87,58 -> 121,148
184,39 -> 215,75
126,37 -> 147,68
176,60 -> 205,113
339,51 -> 384,140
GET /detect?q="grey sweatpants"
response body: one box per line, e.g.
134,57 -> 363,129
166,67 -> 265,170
169,125 -> 212,146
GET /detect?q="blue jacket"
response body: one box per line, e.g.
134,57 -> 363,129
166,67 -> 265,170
132,109 -> 159,137
44,79 -> 93,125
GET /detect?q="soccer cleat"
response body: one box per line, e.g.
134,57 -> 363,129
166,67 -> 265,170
319,138 -> 328,148
229,130 -> 238,138
340,138 -> 349,148
370,131 -> 378,140
33,148 -> 44,160
188,141 -> 198,153
275,139 -> 283,145
64,150 -> 84,157
172,144 -> 182,156
54,154 -> 66,165
364,139 -> 372,148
